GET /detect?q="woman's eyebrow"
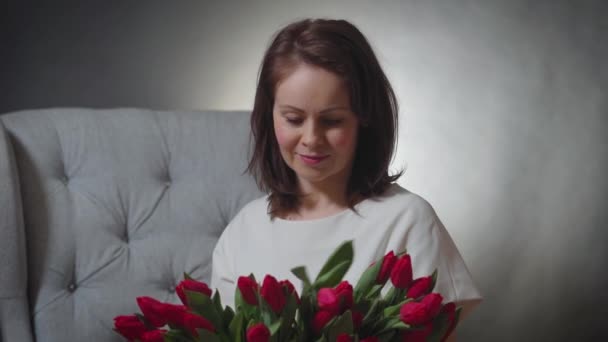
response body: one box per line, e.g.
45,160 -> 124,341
277,104 -> 350,114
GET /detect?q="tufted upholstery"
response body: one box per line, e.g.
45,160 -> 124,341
0,108 -> 263,341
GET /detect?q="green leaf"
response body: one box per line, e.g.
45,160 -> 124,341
383,298 -> 413,317
374,317 -> 410,335
313,260 -> 351,289
229,312 -> 245,342
375,330 -> 396,342
326,310 -> 354,342
388,321 -> 409,330
383,286 -> 405,306
291,266 -> 312,288
197,328 -> 221,342
430,269 -> 438,292
218,331 -> 232,342
354,256 -> 383,301
163,329 -> 191,342
222,305 -> 235,331
455,306 -> 462,325
279,294 -> 298,339
269,320 -> 282,335
362,298 -> 383,323
183,272 -> 194,281
186,290 -> 222,330
212,291 -> 225,327
427,311 -> 450,342
364,284 -> 384,300
368,316 -> 395,334
314,240 -> 354,285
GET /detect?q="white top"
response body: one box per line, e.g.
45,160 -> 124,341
211,183 -> 482,312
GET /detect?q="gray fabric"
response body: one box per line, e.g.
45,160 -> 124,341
0,108 -> 263,341
0,120 -> 34,342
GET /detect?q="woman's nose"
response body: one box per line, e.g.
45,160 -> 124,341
302,121 -> 323,147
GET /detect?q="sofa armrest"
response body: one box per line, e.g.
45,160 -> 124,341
0,119 -> 33,342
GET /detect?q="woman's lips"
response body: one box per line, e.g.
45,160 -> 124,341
298,154 -> 329,165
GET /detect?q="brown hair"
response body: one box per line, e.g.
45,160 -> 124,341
247,18 -> 403,219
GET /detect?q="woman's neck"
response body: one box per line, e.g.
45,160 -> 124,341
279,179 -> 362,221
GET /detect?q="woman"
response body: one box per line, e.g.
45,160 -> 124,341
211,18 -> 482,339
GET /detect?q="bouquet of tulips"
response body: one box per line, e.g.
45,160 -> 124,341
114,240 -> 461,342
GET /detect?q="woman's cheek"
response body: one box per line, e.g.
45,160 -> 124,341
274,124 -> 289,147
332,130 -> 357,149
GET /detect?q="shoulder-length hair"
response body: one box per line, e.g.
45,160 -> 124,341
247,18 -> 402,219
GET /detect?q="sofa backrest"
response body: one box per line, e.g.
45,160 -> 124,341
0,108 -> 263,341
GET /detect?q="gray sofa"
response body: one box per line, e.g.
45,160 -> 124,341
0,108 -> 263,341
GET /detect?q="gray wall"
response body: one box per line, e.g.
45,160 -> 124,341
2,1 -> 607,340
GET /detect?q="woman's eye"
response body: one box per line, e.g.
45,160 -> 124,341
286,118 -> 302,125
323,119 -> 343,126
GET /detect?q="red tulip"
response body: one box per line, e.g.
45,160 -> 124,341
421,293 -> 443,317
317,281 -> 354,316
280,279 -> 300,304
406,276 -> 433,299
402,322 -> 433,342
317,288 -> 340,315
312,310 -> 334,335
361,337 -> 380,342
337,333 -> 353,342
238,276 -> 259,305
182,312 -> 216,336
377,251 -> 397,284
440,302 -> 457,342
175,279 -> 212,306
261,275 -> 287,313
400,293 -> 443,325
352,310 -> 364,330
162,303 -> 188,326
113,315 -> 148,341
334,281 -> 354,310
140,329 -> 167,342
390,254 -> 413,289
136,296 -> 168,327
246,323 -> 271,342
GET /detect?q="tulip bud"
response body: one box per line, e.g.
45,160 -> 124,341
399,293 -> 443,325
440,302 -> 457,342
238,276 -> 259,305
136,296 -> 168,327
401,321 -> 433,342
334,281 -> 354,311
182,312 -> 216,336
406,276 -> 433,299
312,310 -> 334,335
361,337 -> 380,342
140,329 -> 167,342
113,315 -> 148,340
280,279 -> 300,304
247,323 -> 271,342
175,279 -> 212,306
390,254 -> 413,289
337,333 -> 353,342
261,275 -> 287,313
376,251 -> 397,284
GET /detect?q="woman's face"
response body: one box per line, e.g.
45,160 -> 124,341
272,63 -> 359,191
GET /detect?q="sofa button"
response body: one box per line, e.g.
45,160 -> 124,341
67,283 -> 77,292
168,285 -> 175,293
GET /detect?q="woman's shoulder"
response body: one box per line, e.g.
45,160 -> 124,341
366,183 -> 437,219
229,194 -> 269,224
